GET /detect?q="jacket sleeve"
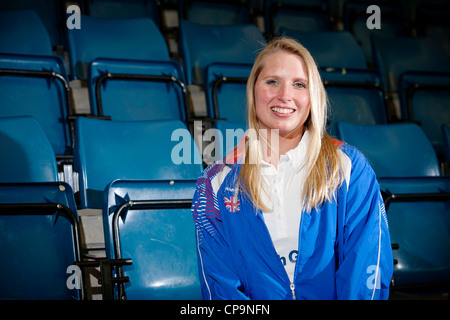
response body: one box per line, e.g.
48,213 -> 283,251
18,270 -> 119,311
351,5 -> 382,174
336,149 -> 394,300
191,167 -> 249,300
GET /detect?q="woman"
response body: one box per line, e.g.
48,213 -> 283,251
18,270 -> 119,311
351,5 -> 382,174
191,37 -> 393,300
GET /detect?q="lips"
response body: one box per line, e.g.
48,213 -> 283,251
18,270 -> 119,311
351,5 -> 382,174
270,106 -> 296,116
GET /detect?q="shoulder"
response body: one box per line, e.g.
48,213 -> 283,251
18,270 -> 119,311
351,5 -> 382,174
196,161 -> 238,196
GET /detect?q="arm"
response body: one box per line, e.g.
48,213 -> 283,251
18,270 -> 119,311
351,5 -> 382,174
336,150 -> 393,300
191,167 -> 249,300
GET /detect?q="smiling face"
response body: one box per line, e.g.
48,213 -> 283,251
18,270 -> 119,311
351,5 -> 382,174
254,50 -> 311,140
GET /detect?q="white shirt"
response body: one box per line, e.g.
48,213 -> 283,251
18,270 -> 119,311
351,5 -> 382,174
260,130 -> 310,283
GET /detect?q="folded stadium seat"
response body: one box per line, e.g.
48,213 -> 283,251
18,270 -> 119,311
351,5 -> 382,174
73,117 -> 203,299
89,58 -> 189,123
66,15 -> 170,82
264,0 -> 332,37
104,179 -> 202,299
337,122 -> 450,293
282,30 -> 388,137
373,36 -> 450,158
67,15 -> 191,126
0,2 -> 66,50
0,54 -> 74,158
0,8 -> 74,158
178,0 -> 253,25
0,116 -> 83,299
342,0 -> 407,66
0,116 -> 59,183
73,117 -> 203,209
0,9 -> 53,56
203,63 -> 250,159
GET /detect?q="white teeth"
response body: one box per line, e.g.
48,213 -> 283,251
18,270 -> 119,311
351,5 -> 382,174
271,107 -> 294,114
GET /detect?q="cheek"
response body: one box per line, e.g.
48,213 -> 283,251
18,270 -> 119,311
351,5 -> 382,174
254,86 -> 271,114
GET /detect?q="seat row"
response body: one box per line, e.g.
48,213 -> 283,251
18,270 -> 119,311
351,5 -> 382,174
1,8 -> 449,165
2,0 -> 448,48
0,115 -> 202,299
1,115 -> 449,299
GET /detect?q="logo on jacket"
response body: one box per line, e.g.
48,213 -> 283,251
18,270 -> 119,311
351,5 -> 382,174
224,196 -> 240,213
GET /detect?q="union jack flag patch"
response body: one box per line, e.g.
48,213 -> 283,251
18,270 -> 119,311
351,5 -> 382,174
224,196 -> 240,213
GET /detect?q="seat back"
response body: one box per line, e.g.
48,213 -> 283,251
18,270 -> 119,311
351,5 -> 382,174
104,179 -> 202,299
337,123 -> 440,178
398,72 -> 450,155
0,116 -> 58,182
204,62 -> 252,123
74,117 -> 203,208
67,15 -> 169,80
372,36 -> 450,93
283,30 -> 367,70
86,0 -> 161,25
264,0 -> 331,35
178,20 -> 266,85
89,58 -> 188,122
178,0 -> 252,25
0,9 -> 53,55
379,176 -> 450,288
0,55 -> 72,156
0,182 -> 81,299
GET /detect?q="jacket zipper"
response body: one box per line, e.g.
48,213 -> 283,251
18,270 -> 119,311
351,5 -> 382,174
290,283 -> 296,300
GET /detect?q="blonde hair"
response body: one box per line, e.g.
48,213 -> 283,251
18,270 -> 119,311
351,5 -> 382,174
237,37 -> 343,213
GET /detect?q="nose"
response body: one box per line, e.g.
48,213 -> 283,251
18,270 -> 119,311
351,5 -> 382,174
278,83 -> 292,103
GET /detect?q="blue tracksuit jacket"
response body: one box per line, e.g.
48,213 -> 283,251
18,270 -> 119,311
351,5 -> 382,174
191,142 -> 393,300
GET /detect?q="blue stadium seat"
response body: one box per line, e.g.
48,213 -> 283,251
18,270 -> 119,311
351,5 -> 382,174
337,123 -> 440,178
372,36 -> 450,94
264,0 -> 331,36
398,71 -> 450,157
85,0 -> 161,26
282,30 -> 388,137
337,122 -> 450,291
73,117 -> 203,209
0,2 -> 65,49
178,0 -> 253,25
0,54 -> 73,157
67,15 -> 190,123
89,58 -> 189,122
67,15 -> 169,81
104,179 -> 202,299
0,182 -> 83,299
204,62 -> 252,124
373,36 -> 450,155
178,20 -> 266,86
0,116 -> 58,182
0,116 -> 82,299
282,30 -> 367,70
0,9 -> 53,56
